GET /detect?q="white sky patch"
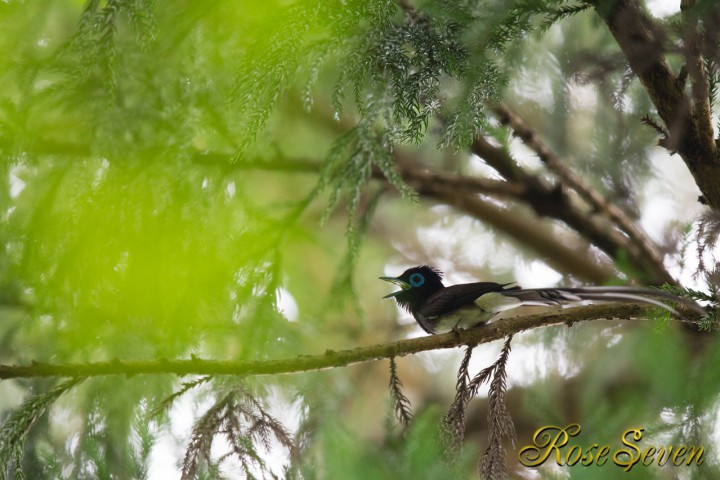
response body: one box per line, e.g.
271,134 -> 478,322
148,393 -> 196,480
415,217 -> 520,275
276,287 -> 299,322
467,153 -> 504,178
92,158 -> 110,188
634,148 -> 718,293
647,0 -> 678,17
509,137 -> 544,172
148,430 -> 182,480
225,181 -> 236,199
639,150 -> 703,242
511,51 -> 560,111
513,260 -> 562,288
568,81 -> 598,111
413,348 -> 463,374
467,332 -> 580,395
9,166 -> 26,198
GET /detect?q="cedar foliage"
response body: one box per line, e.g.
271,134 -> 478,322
2,0 -> 720,479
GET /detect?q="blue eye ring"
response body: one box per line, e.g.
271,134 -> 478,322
409,273 -> 425,287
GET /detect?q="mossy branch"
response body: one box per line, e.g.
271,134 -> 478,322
0,304 -> 697,381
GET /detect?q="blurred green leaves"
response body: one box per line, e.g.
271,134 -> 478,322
2,0 -> 720,478
0,1 -> 328,364
8,158 -> 294,361
315,407 -> 475,480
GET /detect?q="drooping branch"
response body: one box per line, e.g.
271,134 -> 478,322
0,304 -> 691,380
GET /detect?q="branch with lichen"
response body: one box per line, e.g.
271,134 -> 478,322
0,304 -> 701,381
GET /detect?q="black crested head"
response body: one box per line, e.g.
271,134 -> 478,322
380,265 -> 444,315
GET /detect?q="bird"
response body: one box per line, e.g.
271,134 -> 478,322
380,265 -> 706,335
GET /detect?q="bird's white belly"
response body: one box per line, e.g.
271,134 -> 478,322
431,306 -> 496,334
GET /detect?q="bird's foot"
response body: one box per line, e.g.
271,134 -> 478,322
450,325 -> 464,339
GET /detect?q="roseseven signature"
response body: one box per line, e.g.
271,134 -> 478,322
518,424 -> 704,471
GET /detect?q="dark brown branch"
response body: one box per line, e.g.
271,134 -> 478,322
409,180 -> 617,283
379,160 -> 526,199
681,0 -> 716,157
593,0 -> 720,209
0,304 -> 682,380
491,103 -> 670,284
470,135 -> 676,285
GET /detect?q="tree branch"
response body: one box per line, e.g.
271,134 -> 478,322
681,0 -> 716,156
0,304 -> 685,380
490,103 -> 669,283
0,131 -> 619,282
403,177 -> 618,283
470,135 -> 676,285
593,0 -> 720,209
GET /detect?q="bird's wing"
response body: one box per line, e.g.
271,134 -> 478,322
418,282 -> 518,319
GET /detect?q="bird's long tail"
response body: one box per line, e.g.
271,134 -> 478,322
499,286 -> 706,317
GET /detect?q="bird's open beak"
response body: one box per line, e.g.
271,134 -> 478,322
379,276 -> 411,298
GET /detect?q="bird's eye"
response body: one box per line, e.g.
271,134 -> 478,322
409,273 -> 425,287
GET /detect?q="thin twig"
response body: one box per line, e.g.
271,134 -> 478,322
389,357 -> 414,428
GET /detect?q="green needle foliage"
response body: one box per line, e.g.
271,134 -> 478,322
0,379 -> 82,479
1,0 -> 720,479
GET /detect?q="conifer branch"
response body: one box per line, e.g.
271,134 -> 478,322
0,304 -> 700,381
0,378 -> 83,478
469,135 -> 676,285
479,336 -> 515,480
388,157 -> 617,283
592,0 -> 720,210
180,386 -> 297,479
389,357 -> 414,429
441,344 -> 476,455
491,103 -> 670,284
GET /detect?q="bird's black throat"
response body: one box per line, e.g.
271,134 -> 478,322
384,265 -> 444,316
